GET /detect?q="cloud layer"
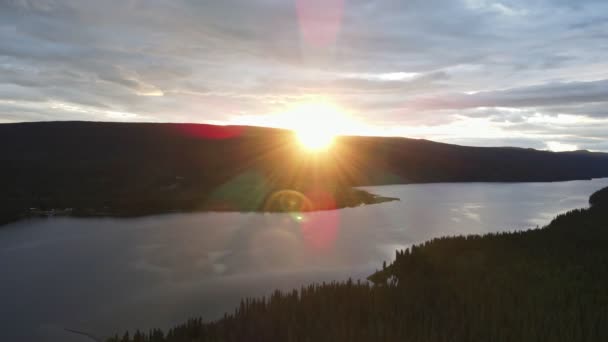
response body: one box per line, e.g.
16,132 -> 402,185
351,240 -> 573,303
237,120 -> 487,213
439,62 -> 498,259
1,0 -> 608,151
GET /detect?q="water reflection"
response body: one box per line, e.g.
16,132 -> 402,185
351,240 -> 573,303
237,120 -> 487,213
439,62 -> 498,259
1,179 -> 607,341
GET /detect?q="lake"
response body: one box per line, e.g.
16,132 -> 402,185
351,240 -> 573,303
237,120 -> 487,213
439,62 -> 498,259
2,179 -> 608,341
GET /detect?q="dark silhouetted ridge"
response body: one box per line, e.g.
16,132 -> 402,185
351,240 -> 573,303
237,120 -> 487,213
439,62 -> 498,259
1,121 -> 608,225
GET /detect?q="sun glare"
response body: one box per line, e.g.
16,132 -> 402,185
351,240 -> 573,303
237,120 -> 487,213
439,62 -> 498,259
296,129 -> 335,151
278,100 -> 347,152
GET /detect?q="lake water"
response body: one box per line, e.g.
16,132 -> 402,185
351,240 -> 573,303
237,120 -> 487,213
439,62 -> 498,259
2,179 -> 608,341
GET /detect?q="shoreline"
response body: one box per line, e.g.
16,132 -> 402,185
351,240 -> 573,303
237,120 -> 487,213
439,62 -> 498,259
0,190 -> 399,227
64,328 -> 102,342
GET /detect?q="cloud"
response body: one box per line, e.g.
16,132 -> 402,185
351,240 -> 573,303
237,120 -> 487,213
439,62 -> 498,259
407,79 -> 608,110
1,0 -> 608,150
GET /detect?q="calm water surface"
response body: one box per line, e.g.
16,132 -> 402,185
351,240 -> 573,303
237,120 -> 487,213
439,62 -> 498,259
2,179 -> 608,341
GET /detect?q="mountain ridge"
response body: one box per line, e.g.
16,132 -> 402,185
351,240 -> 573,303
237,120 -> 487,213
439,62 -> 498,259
2,121 -> 608,225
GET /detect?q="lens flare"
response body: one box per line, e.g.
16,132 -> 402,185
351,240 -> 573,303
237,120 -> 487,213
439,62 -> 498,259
296,0 -> 345,47
300,189 -> 339,251
263,189 -> 340,251
264,190 -> 313,212
179,123 -> 244,140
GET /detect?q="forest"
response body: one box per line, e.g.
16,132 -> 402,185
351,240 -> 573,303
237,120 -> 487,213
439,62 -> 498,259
109,186 -> 608,342
2,121 -> 608,226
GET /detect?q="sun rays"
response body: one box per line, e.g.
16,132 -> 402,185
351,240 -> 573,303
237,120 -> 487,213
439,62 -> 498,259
276,100 -> 350,152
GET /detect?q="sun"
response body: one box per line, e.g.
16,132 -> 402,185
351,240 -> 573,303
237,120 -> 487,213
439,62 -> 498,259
296,129 -> 335,151
277,100 -> 346,152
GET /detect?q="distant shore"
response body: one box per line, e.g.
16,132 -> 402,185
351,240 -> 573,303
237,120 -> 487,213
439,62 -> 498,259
1,188 -> 399,227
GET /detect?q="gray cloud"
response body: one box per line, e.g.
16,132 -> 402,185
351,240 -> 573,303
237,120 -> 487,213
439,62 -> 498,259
1,0 -> 608,150
408,79 -> 608,111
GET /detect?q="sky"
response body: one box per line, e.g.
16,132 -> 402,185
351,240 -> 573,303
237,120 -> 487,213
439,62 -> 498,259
1,0 -> 608,151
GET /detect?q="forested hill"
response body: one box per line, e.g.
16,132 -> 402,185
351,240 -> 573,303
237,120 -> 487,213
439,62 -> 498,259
2,121 -> 608,224
110,186 -> 608,342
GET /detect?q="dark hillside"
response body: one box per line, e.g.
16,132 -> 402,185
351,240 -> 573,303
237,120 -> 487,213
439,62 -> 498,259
1,121 -> 608,224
